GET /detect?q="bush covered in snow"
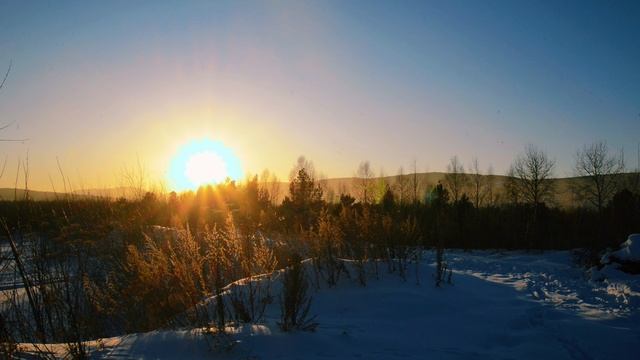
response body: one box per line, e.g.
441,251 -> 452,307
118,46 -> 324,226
600,234 -> 640,274
609,234 -> 640,262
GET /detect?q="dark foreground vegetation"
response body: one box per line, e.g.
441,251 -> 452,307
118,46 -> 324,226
0,144 -> 639,358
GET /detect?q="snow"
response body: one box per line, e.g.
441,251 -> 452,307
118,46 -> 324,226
18,250 -> 640,359
446,250 -> 640,317
608,234 -> 640,263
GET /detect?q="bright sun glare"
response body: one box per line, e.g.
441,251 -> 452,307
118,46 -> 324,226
169,139 -> 242,191
185,151 -> 228,186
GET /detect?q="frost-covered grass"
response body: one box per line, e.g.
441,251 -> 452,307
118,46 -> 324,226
18,249 -> 638,360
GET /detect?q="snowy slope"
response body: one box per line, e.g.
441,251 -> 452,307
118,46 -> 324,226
23,250 -> 640,359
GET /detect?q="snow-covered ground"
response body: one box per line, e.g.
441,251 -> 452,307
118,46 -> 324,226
447,250 -> 640,319
19,248 -> 632,360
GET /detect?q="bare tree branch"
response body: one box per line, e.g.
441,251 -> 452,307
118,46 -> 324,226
0,60 -> 11,91
0,60 -> 28,142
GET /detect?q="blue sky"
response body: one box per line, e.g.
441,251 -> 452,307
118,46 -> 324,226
0,0 -> 639,189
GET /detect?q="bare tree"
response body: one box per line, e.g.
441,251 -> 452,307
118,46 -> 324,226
354,161 -> 374,204
443,155 -> 468,203
259,169 -> 281,205
395,166 -> 409,205
509,145 -> 555,206
373,169 -> 388,203
121,155 -> 149,199
485,165 -> 497,206
317,172 -> 332,202
410,159 -> 421,204
618,144 -> 640,195
338,182 -> 348,199
574,141 -> 623,212
289,156 -> 316,181
504,166 -> 520,204
469,157 -> 485,208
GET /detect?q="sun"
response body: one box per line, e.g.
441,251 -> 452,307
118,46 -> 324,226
185,151 -> 228,186
169,138 -> 242,191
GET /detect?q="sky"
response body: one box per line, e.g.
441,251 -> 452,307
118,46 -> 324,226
0,0 -> 639,191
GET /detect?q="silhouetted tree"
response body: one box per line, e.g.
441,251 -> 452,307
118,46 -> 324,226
574,141 -> 623,213
429,183 -> 449,286
282,159 -> 324,232
355,161 -> 374,204
443,156 -> 468,203
469,157 -> 486,208
609,189 -> 640,246
394,166 -> 409,205
381,185 -> 395,213
259,169 -> 281,205
373,170 -> 389,203
509,145 -> 555,207
278,254 -> 317,332
339,193 -> 356,208
410,159 -> 421,204
485,165 -> 497,206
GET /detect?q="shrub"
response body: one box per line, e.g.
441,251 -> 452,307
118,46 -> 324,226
278,255 -> 317,332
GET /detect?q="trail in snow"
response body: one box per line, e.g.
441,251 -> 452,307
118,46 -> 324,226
442,250 -> 640,318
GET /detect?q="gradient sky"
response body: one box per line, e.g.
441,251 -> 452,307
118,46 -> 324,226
0,0 -> 639,191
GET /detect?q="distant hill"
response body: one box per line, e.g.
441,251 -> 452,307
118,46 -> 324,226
0,187 -> 138,201
0,188 -> 75,201
71,187 -> 141,199
316,172 -> 506,204
1,172 -> 637,208
315,172 -> 639,208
